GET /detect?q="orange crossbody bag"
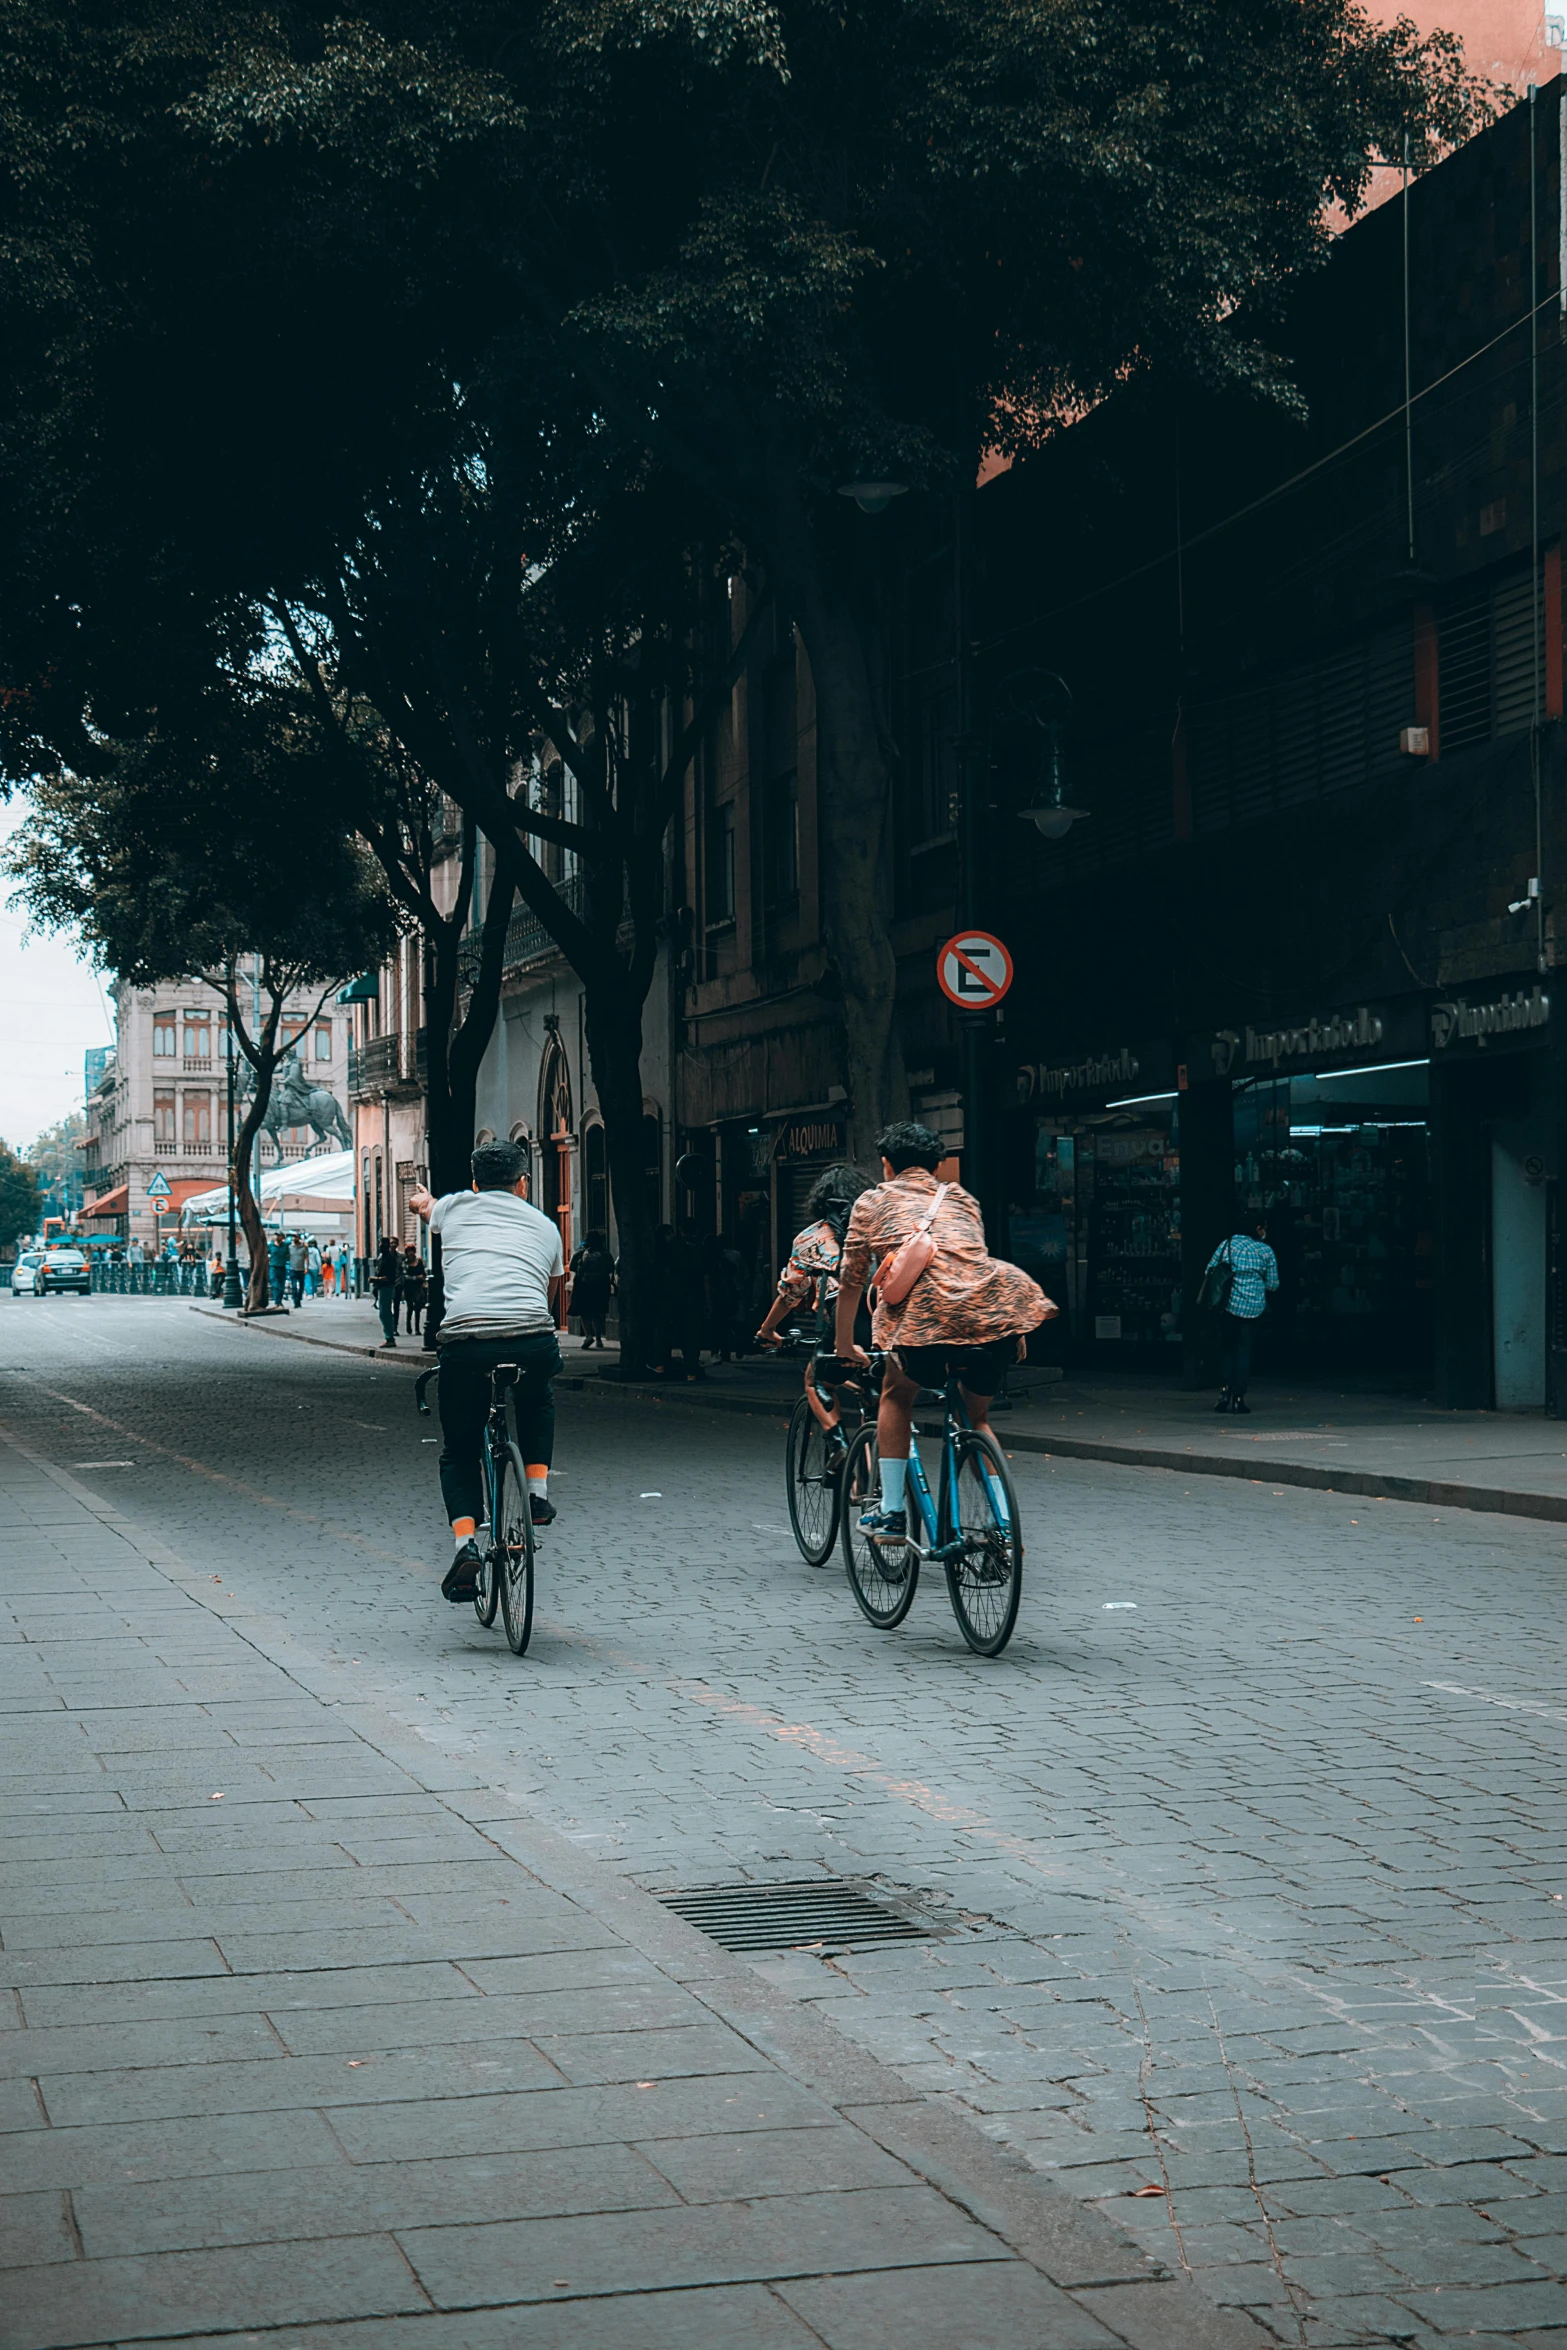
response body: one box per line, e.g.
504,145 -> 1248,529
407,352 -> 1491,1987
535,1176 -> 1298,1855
876,1183 -> 951,1306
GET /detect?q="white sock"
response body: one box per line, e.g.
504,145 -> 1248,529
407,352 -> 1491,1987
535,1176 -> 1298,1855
878,1458 -> 908,1515
527,1474 -> 548,1497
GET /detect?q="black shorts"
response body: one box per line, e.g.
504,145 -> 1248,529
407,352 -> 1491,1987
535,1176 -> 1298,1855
896,1336 -> 1021,1397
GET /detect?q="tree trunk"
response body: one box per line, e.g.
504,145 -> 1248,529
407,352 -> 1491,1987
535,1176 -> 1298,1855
584,983 -> 660,1375
438,870 -> 516,1193
233,1080 -> 272,1314
775,502 -> 906,1156
421,921 -> 474,1199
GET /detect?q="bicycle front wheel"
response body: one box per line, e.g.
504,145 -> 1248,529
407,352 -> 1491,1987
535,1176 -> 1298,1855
786,1394 -> 841,1566
941,1430 -> 1023,1656
840,1424 -> 919,1629
494,1441 -> 536,1656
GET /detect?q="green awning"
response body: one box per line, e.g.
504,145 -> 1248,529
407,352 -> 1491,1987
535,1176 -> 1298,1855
337,973 -> 380,1004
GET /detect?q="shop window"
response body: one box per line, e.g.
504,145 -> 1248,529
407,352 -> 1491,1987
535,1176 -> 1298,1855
153,1016 -> 177,1058
1234,1069 -> 1432,1369
154,1091 -> 176,1144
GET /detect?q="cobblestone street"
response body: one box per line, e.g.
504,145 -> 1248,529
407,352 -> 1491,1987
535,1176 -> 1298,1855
3,1298 -> 1567,2348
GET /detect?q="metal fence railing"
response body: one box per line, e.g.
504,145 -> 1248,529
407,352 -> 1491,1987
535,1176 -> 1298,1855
90,1261 -> 217,1298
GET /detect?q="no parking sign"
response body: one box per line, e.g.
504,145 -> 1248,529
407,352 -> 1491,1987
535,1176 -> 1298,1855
936,930 -> 1013,1011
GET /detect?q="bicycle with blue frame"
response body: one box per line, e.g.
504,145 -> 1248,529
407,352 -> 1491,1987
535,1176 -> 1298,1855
415,1362 -> 535,1655
837,1353 -> 1023,1655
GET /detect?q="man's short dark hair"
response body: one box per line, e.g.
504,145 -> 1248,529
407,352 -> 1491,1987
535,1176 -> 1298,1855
471,1138 -> 528,1191
875,1121 -> 945,1174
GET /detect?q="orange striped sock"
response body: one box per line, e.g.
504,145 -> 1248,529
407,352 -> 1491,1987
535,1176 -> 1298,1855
451,1517 -> 477,1540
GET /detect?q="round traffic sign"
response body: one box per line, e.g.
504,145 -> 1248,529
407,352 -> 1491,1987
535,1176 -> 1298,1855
936,930 -> 1014,1010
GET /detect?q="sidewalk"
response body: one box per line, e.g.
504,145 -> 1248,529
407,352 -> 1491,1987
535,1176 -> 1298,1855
0,1422 -> 1269,2350
197,1301 -> 1567,1525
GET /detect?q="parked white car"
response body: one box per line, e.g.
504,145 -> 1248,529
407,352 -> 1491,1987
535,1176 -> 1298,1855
13,1246 -> 92,1297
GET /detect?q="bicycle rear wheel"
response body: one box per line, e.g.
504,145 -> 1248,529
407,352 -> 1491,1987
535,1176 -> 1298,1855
786,1394 -> 841,1566
494,1441 -> 536,1656
840,1424 -> 918,1629
941,1429 -> 1022,1656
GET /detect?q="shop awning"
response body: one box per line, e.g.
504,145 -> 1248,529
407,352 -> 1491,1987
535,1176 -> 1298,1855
337,973 -> 380,1004
81,1185 -> 128,1218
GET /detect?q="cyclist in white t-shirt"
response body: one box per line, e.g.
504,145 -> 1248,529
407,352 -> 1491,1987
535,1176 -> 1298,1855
408,1139 -> 564,1604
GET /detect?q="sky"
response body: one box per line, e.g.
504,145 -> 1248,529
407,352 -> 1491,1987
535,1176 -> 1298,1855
0,796 -> 116,1154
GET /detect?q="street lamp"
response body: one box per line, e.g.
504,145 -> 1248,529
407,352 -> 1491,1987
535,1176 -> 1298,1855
222,1022 -> 242,1309
836,480 -> 908,516
1007,671 -> 1089,839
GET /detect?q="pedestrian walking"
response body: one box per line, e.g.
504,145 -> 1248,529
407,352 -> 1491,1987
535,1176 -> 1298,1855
1202,1216 -> 1280,1414
399,1246 -> 428,1338
208,1246 -> 224,1297
306,1238 -> 322,1299
370,1234 -> 401,1349
700,1232 -> 744,1360
288,1232 -> 308,1309
268,1233 -> 288,1307
567,1230 -> 615,1349
319,1245 -> 336,1298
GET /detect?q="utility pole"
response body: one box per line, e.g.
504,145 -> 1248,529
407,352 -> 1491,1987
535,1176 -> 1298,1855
953,494 -> 998,1236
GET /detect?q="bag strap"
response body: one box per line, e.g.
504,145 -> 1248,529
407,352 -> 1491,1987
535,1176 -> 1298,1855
915,1182 -> 951,1236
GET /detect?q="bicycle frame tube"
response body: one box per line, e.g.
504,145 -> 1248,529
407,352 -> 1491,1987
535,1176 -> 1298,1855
905,1442 -> 938,1546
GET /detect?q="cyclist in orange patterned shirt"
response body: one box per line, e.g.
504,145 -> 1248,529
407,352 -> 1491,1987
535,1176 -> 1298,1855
833,1121 -> 1056,1541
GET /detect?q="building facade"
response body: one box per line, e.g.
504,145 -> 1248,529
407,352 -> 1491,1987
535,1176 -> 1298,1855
81,972 -> 351,1246
353,77 -> 1567,1408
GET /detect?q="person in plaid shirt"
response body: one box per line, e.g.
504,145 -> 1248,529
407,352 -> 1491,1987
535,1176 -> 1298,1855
833,1121 -> 1056,1540
1206,1219 -> 1279,1414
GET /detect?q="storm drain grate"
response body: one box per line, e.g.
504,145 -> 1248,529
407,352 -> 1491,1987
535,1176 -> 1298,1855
657,1879 -> 940,1953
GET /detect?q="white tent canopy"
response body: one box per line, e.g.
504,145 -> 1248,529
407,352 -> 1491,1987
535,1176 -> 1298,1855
179,1149 -> 355,1235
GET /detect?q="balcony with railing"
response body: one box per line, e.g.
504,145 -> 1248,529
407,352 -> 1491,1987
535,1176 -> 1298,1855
457,875 -> 612,987
347,1028 -> 427,1104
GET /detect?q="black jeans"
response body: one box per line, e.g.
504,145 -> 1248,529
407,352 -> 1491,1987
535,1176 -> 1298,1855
436,1331 -> 561,1525
1220,1313 -> 1257,1397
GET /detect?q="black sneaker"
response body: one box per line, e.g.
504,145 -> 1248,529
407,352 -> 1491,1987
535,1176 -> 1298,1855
441,1536 -> 484,1602
529,1494 -> 556,1526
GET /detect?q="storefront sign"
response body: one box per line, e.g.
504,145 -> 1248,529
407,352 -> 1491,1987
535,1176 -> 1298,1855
1016,1048 -> 1140,1105
1209,1005 -> 1387,1077
1430,985 -> 1550,1050
775,1119 -> 843,1160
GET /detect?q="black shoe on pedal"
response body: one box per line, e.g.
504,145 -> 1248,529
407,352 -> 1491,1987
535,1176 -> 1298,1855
442,1536 -> 484,1602
529,1495 -> 556,1526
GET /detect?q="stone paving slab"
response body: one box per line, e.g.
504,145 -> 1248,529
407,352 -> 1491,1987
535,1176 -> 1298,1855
0,1425 -> 1267,2350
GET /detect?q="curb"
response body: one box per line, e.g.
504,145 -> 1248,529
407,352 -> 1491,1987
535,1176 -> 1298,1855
188,1303 -> 1567,1526
190,1300 -> 435,1363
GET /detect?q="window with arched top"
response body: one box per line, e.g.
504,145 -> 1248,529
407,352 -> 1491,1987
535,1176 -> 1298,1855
538,1039 -> 574,1273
